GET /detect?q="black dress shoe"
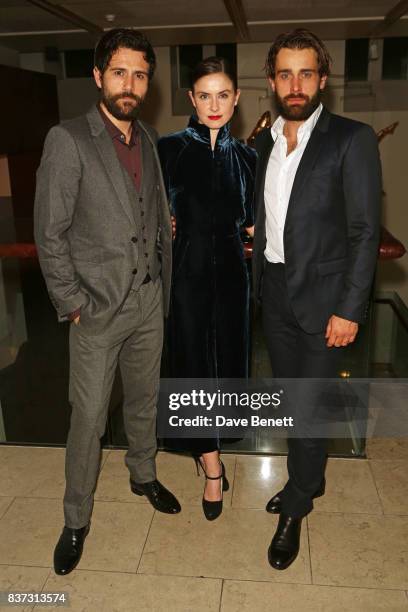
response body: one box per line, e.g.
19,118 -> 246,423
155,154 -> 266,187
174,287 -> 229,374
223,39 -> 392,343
266,479 -> 326,514
53,524 -> 90,575
130,479 -> 181,514
268,513 -> 302,570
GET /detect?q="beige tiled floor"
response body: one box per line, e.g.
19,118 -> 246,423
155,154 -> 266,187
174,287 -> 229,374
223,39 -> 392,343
0,445 -> 408,611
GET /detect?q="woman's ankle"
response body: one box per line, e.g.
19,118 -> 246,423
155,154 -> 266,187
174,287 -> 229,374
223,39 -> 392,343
201,452 -> 221,476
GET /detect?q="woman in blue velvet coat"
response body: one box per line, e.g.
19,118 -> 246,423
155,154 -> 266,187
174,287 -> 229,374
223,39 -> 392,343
158,57 -> 256,520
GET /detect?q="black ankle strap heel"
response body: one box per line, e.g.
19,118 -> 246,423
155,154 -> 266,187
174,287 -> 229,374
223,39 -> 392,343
193,457 -> 229,521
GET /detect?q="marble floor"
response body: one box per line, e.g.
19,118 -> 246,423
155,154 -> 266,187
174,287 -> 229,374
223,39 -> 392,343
0,442 -> 408,611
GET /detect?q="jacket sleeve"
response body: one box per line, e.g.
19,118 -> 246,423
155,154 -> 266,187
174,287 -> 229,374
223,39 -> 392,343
34,125 -> 89,321
335,124 -> 382,323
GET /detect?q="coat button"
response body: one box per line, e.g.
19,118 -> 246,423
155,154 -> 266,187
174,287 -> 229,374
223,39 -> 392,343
131,236 -> 137,243
132,268 -> 137,274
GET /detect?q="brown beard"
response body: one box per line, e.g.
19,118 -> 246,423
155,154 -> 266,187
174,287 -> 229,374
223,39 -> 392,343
275,89 -> 321,121
102,90 -> 144,121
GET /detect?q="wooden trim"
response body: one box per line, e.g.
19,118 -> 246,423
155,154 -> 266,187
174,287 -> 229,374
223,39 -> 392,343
222,0 -> 250,41
371,0 -> 408,36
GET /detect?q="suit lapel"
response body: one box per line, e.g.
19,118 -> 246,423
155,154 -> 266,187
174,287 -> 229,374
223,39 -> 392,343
87,106 -> 135,227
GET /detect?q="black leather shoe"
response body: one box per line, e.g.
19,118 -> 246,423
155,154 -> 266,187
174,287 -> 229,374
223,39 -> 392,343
130,479 -> 181,514
268,513 -> 302,570
266,479 -> 326,514
53,524 -> 90,575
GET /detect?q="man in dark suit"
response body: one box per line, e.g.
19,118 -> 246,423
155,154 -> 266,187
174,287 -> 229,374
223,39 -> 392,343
34,28 -> 180,576
252,29 -> 381,570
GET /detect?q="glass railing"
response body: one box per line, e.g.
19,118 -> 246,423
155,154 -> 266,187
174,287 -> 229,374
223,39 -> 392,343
0,253 -> 407,458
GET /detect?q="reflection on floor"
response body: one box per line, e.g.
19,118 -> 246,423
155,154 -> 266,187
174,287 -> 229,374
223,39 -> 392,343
0,443 -> 408,611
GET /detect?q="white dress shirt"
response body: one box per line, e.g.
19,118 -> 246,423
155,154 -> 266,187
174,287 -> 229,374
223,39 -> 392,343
264,103 -> 323,263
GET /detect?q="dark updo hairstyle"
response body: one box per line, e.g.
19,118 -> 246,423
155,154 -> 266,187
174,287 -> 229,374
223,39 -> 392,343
94,28 -> 156,79
190,56 -> 238,91
265,28 -> 332,79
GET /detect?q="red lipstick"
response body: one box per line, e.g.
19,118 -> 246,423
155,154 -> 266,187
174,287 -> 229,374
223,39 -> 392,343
208,115 -> 222,120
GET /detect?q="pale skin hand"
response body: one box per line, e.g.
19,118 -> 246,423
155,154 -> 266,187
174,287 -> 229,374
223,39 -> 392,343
74,316 -> 80,325
245,225 -> 254,237
325,315 -> 358,347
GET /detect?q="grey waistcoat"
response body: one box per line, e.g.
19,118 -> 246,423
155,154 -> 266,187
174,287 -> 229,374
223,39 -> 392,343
121,131 -> 161,291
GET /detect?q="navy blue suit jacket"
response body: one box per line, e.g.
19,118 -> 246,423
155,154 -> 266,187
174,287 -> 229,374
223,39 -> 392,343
252,106 -> 382,333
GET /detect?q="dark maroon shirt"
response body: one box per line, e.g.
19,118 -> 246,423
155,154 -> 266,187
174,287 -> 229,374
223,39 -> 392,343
98,104 -> 142,193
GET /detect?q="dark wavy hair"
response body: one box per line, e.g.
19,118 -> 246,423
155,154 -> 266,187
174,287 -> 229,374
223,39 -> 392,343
265,29 -> 332,79
94,28 -> 156,79
190,56 -> 238,91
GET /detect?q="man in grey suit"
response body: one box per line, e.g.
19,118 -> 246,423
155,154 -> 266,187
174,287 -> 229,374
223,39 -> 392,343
34,28 -> 180,576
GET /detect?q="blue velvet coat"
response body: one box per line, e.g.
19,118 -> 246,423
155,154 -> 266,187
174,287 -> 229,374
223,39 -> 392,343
158,115 -> 257,382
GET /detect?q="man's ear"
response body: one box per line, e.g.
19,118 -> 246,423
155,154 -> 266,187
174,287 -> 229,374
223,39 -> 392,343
93,66 -> 102,89
268,77 -> 276,92
319,74 -> 328,91
188,90 -> 197,108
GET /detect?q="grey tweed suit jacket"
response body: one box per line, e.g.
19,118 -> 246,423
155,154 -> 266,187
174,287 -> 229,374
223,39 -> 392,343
34,105 -> 172,332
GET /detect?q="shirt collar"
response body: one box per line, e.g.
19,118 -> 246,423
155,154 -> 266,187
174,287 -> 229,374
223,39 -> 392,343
271,102 -> 323,143
98,103 -> 139,146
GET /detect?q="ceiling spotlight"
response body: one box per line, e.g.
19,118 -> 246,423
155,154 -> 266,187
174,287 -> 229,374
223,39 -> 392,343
105,14 -> 116,22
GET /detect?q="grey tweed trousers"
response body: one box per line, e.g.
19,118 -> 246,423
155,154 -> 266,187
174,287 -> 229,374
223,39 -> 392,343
63,278 -> 163,528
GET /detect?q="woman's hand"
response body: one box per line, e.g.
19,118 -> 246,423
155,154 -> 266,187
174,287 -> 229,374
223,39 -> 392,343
245,225 -> 254,238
